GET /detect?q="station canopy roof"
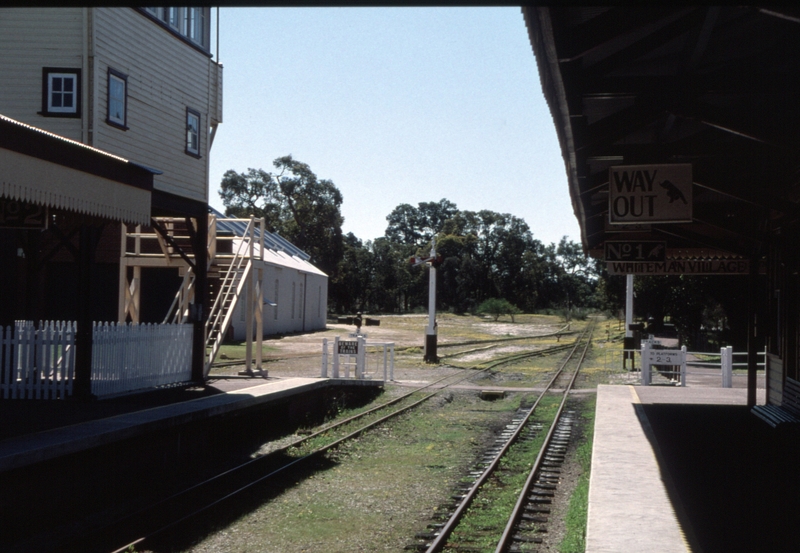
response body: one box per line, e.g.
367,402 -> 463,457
0,114 -> 156,225
524,7 -> 800,259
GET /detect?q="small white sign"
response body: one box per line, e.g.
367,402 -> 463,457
646,349 -> 682,366
609,164 -> 692,223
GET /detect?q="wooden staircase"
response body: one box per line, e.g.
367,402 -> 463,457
121,215 -> 265,375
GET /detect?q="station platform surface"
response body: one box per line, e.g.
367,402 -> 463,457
587,383 -> 800,553
0,376 -> 381,473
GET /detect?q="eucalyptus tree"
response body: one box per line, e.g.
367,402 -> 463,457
219,155 -> 344,278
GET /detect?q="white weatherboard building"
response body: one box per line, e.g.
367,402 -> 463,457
214,211 -> 328,340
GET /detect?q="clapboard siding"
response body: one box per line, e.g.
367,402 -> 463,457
0,7 -> 221,204
0,8 -> 84,141
229,267 -> 328,340
93,8 -> 219,203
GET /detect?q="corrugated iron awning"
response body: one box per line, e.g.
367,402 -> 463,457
0,114 -> 157,225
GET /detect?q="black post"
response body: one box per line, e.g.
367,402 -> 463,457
191,214 -> 208,383
73,224 -> 96,400
747,255 -> 758,408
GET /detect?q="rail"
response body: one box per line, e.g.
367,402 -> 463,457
424,320 -> 596,553
69,337 -> 586,553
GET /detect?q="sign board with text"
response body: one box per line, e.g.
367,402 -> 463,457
609,164 -> 692,224
0,199 -> 47,229
605,241 -> 666,262
337,340 -> 359,355
607,259 -> 749,275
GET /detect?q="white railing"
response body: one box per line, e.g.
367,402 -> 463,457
639,344 -> 768,387
321,336 -> 395,382
0,321 -> 76,399
1,321 -> 193,400
92,322 -> 193,398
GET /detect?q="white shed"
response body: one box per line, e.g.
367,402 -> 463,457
213,210 -> 328,341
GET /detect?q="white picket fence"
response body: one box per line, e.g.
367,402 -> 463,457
91,322 -> 193,398
0,321 -> 193,400
0,321 -> 76,399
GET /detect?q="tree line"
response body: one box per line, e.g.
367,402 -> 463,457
220,157 -> 749,350
220,156 -> 602,317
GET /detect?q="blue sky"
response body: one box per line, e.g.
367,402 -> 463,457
208,7 -> 581,247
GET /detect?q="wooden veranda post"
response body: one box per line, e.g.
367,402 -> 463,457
74,223 -> 101,400
191,215 -> 208,383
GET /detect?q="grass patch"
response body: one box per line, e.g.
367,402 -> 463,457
559,395 -> 596,553
443,394 -> 562,552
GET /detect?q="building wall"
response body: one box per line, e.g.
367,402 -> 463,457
93,8 -> 221,203
229,264 -> 328,341
0,8 -> 85,141
0,7 -> 221,203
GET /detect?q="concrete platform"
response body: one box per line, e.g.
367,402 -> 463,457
0,376 -> 381,473
587,384 -> 782,553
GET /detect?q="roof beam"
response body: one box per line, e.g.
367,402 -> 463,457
554,7 -> 683,62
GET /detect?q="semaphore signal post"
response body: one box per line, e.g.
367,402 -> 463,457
410,238 -> 441,363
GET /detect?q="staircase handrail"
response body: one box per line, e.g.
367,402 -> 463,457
204,259 -> 252,376
162,268 -> 196,324
206,217 -> 253,326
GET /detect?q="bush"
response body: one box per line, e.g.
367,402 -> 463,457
476,298 -> 522,322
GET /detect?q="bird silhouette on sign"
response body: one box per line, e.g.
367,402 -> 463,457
648,244 -> 665,258
660,180 -> 687,204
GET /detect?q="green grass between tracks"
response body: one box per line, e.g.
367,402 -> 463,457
443,394 -> 561,553
559,394 -> 596,553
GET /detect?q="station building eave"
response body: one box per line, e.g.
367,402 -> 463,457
523,6 -> 800,259
0,114 -> 156,225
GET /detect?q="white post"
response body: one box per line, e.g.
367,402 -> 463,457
625,274 -> 634,338
321,338 -> 328,377
642,341 -> 651,385
332,336 -> 340,378
383,344 -> 388,383
722,345 -> 733,388
680,346 -> 687,387
245,218 -> 255,373
356,336 -> 366,379
424,239 -> 438,362
390,344 -> 395,381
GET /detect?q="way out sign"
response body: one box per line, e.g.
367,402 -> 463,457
609,164 -> 692,224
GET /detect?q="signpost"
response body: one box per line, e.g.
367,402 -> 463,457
609,164 -> 692,224
410,239 -> 439,363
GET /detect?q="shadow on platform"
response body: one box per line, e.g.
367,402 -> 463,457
640,403 -> 800,553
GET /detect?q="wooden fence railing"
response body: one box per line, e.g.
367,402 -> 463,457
0,321 -> 76,399
91,322 -> 193,398
0,321 -> 193,400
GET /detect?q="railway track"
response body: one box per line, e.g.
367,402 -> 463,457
48,332 -> 585,553
408,320 -> 595,552
208,325 -> 573,369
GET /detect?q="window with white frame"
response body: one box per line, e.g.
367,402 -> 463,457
185,107 -> 200,157
187,8 -> 206,44
142,7 -> 210,50
107,68 -> 127,129
42,68 -> 80,117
